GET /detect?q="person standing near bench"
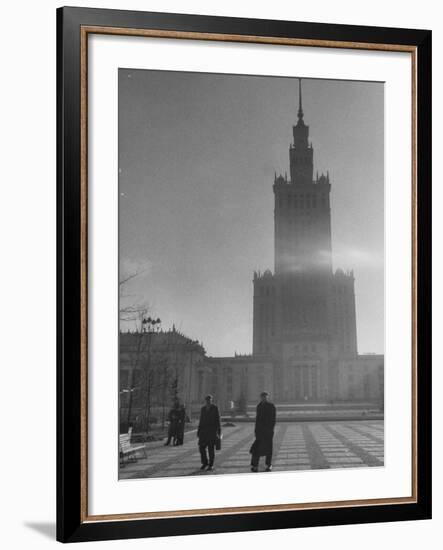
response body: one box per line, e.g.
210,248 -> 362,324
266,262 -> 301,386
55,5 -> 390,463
164,399 -> 180,446
175,402 -> 186,445
250,391 -> 276,472
197,394 -> 221,471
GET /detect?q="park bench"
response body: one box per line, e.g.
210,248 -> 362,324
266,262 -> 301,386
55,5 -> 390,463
119,428 -> 147,465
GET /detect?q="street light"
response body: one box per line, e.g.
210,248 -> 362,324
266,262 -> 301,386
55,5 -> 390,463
121,386 -> 139,429
139,316 -> 162,434
142,316 -> 161,332
186,339 -> 201,422
124,316 -> 162,432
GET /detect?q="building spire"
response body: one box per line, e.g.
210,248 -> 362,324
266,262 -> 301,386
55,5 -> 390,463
297,78 -> 304,121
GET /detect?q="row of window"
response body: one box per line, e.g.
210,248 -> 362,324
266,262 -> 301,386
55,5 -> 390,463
281,215 -> 316,222
294,343 -> 317,353
278,194 -> 327,209
278,222 -> 315,236
344,363 -> 384,373
279,220 -> 313,231
333,286 -> 351,294
259,286 -> 275,297
291,155 -> 311,165
290,364 -> 319,399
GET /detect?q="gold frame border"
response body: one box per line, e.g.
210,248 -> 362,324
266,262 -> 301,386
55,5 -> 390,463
79,26 -> 418,524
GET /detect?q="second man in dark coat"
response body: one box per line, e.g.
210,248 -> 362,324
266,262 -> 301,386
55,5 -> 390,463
250,391 -> 276,472
197,394 -> 221,471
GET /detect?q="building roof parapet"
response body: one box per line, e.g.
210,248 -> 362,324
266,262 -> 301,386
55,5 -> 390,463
253,269 -> 275,281
120,329 -> 206,353
315,171 -> 330,185
334,268 -> 354,279
273,174 -> 331,188
273,172 -> 289,186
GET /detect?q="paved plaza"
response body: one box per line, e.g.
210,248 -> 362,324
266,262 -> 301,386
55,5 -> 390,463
119,420 -> 384,479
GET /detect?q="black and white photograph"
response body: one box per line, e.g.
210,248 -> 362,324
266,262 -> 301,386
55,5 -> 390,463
118,70 -> 384,480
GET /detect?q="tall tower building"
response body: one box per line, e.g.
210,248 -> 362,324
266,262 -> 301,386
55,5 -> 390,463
253,80 -> 358,402
274,79 -> 332,276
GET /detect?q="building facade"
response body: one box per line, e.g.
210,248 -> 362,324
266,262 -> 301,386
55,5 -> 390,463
119,328 -> 206,429
192,82 -> 383,412
338,355 -> 384,405
251,80 -> 361,404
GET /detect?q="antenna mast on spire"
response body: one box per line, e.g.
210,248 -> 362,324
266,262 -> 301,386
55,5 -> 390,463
298,77 -> 304,120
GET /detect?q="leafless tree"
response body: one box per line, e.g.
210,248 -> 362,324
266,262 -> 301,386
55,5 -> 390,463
119,267 -> 149,323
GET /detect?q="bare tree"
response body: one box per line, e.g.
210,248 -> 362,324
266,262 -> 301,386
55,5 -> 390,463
119,266 -> 149,323
119,272 -> 179,437
119,268 -> 151,432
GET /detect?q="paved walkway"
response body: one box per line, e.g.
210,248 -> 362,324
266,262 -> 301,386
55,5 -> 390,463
119,420 -> 384,479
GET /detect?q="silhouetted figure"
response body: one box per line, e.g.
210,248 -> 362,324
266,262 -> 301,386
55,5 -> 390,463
250,392 -> 276,472
175,404 -> 186,445
165,400 -> 181,446
197,395 -> 221,471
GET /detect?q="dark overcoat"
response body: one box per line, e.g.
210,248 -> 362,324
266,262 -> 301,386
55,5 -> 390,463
167,407 -> 180,436
251,401 -> 276,457
197,404 -> 221,445
175,405 -> 186,443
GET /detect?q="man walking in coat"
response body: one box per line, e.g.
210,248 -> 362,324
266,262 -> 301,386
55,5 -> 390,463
250,391 -> 276,472
197,395 -> 221,471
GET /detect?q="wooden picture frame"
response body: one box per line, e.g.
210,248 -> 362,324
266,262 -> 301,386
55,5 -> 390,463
57,6 -> 431,543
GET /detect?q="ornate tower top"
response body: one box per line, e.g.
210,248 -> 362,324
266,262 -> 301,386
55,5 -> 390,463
289,78 -> 313,184
273,79 -> 333,275
297,77 -> 304,124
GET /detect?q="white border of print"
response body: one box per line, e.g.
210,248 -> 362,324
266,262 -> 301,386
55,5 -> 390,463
88,34 -> 411,516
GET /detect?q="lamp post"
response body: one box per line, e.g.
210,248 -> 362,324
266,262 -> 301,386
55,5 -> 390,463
121,387 -> 138,430
140,316 -> 161,434
186,341 -> 197,422
142,316 -> 161,333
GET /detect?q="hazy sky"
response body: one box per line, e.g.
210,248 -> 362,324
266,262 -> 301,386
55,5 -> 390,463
119,69 -> 384,356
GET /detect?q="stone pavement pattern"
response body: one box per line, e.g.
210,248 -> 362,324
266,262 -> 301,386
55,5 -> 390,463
119,420 -> 384,480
